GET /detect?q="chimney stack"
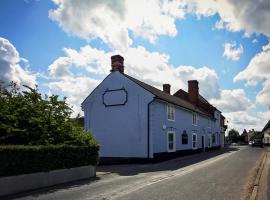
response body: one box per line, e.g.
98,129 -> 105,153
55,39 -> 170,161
163,84 -> 171,94
111,55 -> 124,73
188,80 -> 199,105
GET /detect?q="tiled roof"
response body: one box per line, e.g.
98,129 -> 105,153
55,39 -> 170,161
123,73 -> 214,118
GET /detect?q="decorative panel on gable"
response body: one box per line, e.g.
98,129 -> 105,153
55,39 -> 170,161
102,88 -> 128,107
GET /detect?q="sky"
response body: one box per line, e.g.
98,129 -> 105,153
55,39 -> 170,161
0,0 -> 270,133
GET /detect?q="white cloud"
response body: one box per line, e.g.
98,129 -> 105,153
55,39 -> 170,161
48,0 -> 270,52
256,79 -> 270,105
0,37 -> 36,87
173,66 -> 220,99
63,46 -> 111,75
206,86 -> 267,133
224,109 -> 270,133
48,76 -> 100,116
234,43 -> 270,85
210,89 -> 253,113
48,57 -> 73,78
49,0 -> 186,51
186,0 -> 270,37
258,110 -> 270,123
224,111 -> 261,133
47,79 -> 99,116
223,42 -> 243,61
234,42 -> 270,106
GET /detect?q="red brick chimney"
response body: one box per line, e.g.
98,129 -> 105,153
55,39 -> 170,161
111,55 -> 124,73
163,84 -> 171,94
188,80 -> 199,105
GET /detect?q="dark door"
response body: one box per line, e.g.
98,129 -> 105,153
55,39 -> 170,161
202,135 -> 205,152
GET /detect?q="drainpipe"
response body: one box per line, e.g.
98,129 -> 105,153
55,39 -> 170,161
147,97 -> 156,159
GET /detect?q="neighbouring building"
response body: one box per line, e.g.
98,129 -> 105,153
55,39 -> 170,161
241,129 -> 248,144
248,129 -> 255,141
82,55 -> 226,162
262,120 -> 270,145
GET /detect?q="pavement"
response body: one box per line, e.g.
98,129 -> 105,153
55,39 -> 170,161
3,146 -> 266,200
257,146 -> 270,200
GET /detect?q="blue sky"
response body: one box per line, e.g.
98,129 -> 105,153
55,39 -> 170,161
0,0 -> 270,132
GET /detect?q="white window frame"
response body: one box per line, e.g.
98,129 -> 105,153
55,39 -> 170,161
167,131 -> 176,152
167,104 -> 175,121
192,112 -> 198,126
192,132 -> 197,149
208,134 -> 212,148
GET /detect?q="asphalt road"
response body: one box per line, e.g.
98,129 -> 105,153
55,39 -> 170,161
8,146 -> 265,200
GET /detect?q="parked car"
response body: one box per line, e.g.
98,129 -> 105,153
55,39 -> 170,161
251,139 -> 264,148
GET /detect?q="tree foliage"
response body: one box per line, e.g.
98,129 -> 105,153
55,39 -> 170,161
0,81 -> 97,146
228,128 -> 240,143
249,131 -> 263,141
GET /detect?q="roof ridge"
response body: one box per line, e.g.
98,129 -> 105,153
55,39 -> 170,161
123,73 -> 214,118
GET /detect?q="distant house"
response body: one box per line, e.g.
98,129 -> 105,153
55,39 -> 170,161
262,120 -> 270,145
241,129 -> 248,144
82,55 -> 226,162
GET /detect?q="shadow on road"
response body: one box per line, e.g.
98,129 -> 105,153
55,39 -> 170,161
97,146 -> 240,176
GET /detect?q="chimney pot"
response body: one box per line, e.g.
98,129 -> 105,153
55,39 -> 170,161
163,84 -> 171,94
111,55 -> 124,73
188,80 -> 199,105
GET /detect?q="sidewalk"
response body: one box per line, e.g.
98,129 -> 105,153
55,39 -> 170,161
257,147 -> 270,200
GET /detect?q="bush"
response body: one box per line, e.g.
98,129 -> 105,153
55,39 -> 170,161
0,145 -> 99,177
0,82 -> 97,146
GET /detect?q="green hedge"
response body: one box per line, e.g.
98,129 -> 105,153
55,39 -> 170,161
0,145 -> 99,177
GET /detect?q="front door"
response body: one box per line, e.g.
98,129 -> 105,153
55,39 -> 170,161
202,135 -> 205,152
167,131 -> 175,152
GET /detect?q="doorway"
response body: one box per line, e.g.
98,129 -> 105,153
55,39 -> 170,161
202,135 -> 205,152
167,131 -> 176,152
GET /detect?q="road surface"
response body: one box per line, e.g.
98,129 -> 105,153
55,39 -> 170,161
6,146 -> 265,200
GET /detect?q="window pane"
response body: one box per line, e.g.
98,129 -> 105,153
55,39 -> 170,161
167,105 -> 174,120
169,134 -> 174,141
169,142 -> 174,150
212,134 -> 215,143
182,132 -> 188,144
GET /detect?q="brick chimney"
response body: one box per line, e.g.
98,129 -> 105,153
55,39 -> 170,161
111,55 -> 124,73
163,84 -> 171,94
188,80 -> 199,105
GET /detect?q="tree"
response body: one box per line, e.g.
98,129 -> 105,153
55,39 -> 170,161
249,131 -> 263,141
0,81 -> 97,146
228,129 -> 240,143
